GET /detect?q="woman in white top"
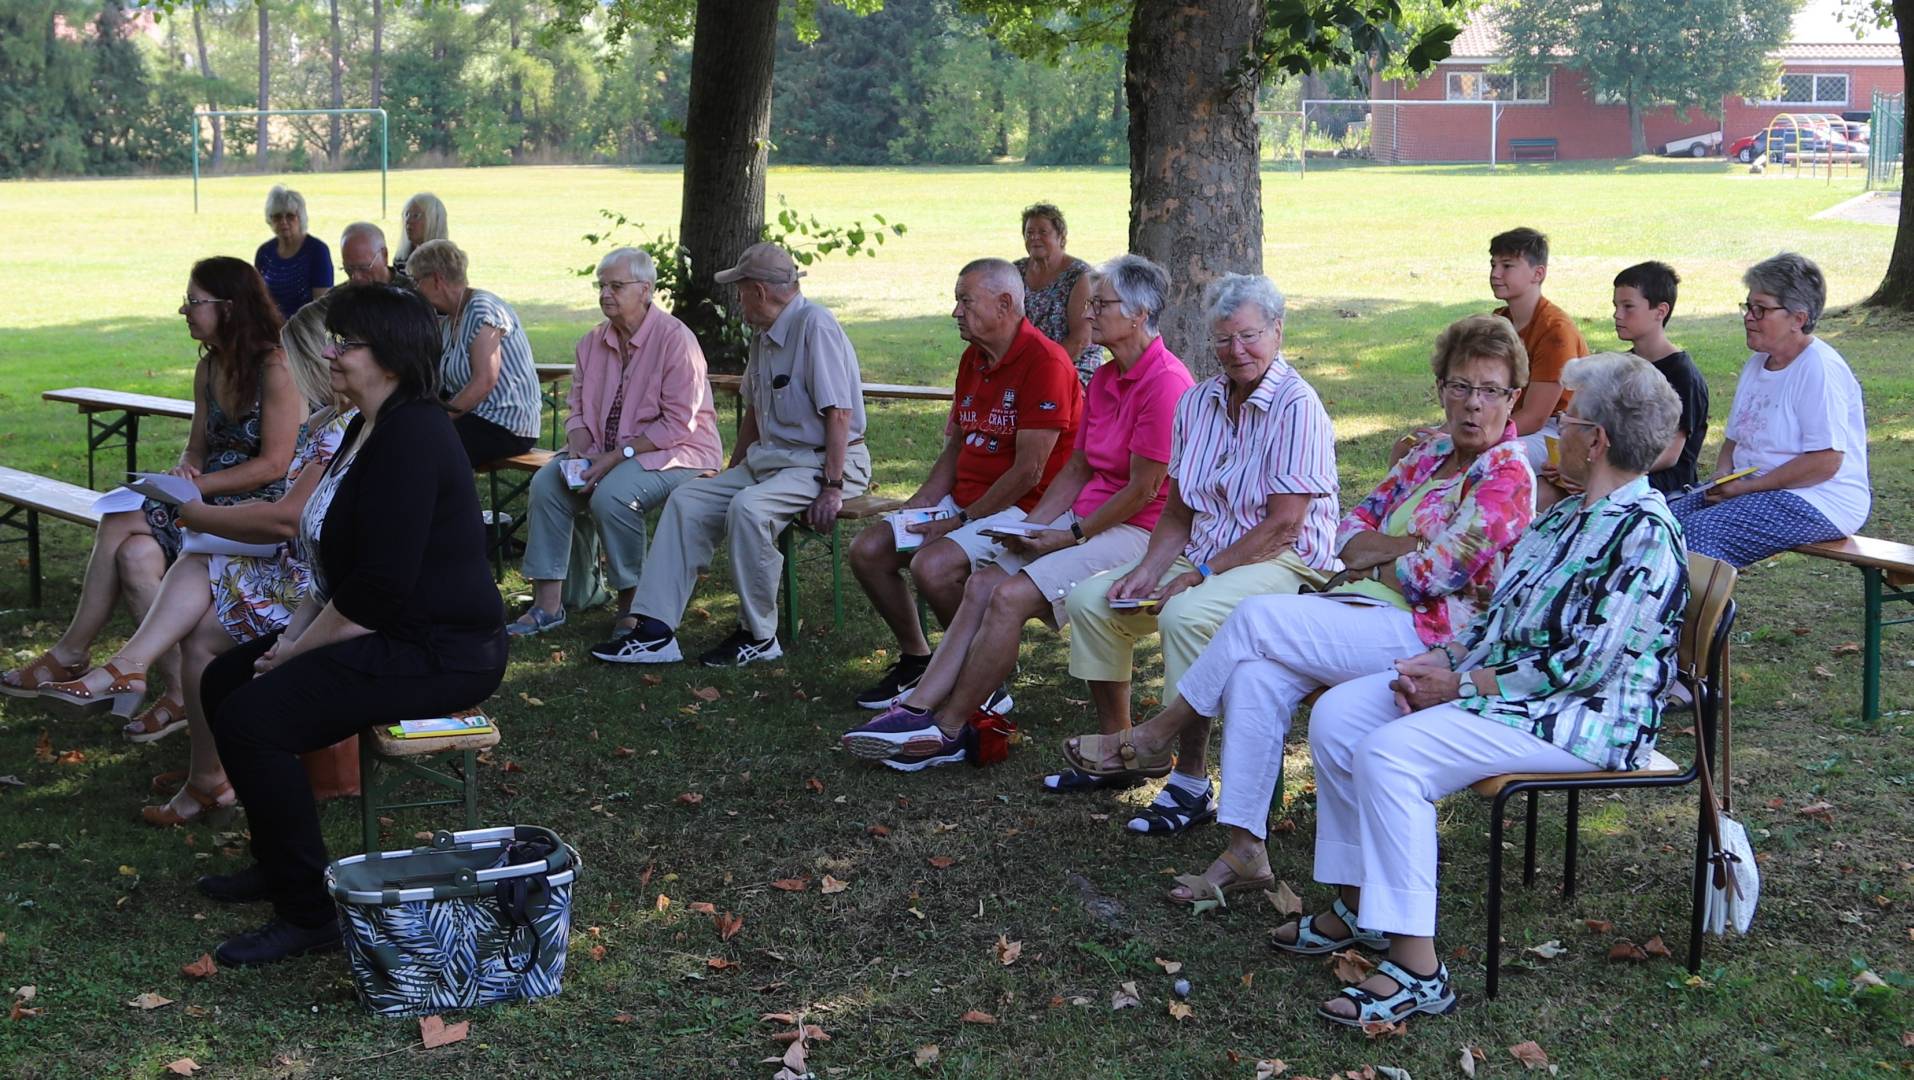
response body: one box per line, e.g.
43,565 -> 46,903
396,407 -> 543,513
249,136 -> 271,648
1669,252 -> 1869,566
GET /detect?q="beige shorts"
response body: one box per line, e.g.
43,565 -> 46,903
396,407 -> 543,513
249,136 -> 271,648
1002,515 -> 1152,627
942,508 -> 1071,570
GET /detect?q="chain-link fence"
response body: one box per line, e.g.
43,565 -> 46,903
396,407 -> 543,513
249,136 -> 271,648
1869,90 -> 1903,191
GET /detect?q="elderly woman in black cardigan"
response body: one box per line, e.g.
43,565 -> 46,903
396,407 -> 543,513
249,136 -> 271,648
194,283 -> 507,967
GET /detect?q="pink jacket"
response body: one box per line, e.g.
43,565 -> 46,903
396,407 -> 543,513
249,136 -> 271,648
565,308 -> 724,472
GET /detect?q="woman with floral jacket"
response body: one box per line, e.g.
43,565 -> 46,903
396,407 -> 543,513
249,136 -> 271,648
1062,315 -> 1536,901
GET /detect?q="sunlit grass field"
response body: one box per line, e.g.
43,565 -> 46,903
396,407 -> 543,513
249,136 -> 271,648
0,161 -> 1908,1078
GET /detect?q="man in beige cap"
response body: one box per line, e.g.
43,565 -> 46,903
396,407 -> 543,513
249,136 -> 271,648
593,241 -> 870,667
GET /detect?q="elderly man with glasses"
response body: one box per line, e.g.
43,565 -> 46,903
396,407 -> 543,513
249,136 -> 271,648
337,222 -> 412,289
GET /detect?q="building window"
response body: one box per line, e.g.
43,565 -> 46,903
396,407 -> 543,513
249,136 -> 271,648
1446,71 -> 1550,104
1762,72 -> 1849,106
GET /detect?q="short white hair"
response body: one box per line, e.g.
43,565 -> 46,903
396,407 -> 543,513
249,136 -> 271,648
264,185 -> 308,230
1561,352 -> 1682,474
340,221 -> 386,251
1203,273 -> 1284,327
598,247 -> 658,285
958,257 -> 1025,307
1094,254 -> 1171,329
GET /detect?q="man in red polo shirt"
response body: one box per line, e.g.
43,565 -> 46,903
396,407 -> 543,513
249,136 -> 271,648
848,257 -> 1082,709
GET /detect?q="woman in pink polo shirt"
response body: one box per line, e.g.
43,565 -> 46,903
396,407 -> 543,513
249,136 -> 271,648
841,254 -> 1194,771
507,247 -> 725,637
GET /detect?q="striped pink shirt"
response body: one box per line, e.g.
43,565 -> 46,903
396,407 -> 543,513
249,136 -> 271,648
1168,359 -> 1340,570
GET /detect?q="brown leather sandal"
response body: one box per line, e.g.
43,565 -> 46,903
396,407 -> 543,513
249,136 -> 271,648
1060,729 -> 1174,780
123,695 -> 188,744
1,650 -> 89,699
150,769 -> 189,797
40,659 -> 146,718
1168,848 -> 1275,905
141,781 -> 237,828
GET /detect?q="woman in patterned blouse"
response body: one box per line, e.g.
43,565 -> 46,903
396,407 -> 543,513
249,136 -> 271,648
1062,315 -> 1537,887
1298,352 -> 1687,1029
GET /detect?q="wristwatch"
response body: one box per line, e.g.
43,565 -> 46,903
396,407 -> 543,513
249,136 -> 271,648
1456,673 -> 1481,700
1070,521 -> 1087,545
821,476 -> 845,490
622,445 -> 636,460
1197,562 -> 1215,580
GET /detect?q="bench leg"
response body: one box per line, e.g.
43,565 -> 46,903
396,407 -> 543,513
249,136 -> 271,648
489,472 -> 506,581
124,414 -> 140,480
26,509 -> 41,609
1862,566 -> 1881,726
830,521 -> 844,630
462,748 -> 480,828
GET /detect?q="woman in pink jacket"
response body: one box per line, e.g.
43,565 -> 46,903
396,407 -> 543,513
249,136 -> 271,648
508,248 -> 725,637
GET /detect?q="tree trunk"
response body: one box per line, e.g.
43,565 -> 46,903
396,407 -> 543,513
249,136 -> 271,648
192,4 -> 223,168
1867,0 -> 1914,308
676,0 -> 778,372
1125,0 -> 1265,374
1626,97 -> 1647,156
256,0 -> 270,169
327,0 -> 343,165
370,0 -> 383,108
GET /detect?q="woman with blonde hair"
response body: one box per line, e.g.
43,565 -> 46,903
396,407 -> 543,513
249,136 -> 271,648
394,192 -> 448,279
410,238 -> 543,464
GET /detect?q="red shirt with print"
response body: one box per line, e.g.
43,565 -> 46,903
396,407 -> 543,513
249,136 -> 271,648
947,319 -> 1082,509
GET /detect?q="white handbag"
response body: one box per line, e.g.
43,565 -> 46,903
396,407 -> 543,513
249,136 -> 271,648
1698,741 -> 1759,935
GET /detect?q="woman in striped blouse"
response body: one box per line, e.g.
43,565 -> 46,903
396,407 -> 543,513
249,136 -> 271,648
1299,352 -> 1686,1029
408,239 -> 543,465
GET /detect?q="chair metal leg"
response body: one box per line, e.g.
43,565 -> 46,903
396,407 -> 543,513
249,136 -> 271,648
1562,788 -> 1581,898
1486,791 -> 1509,999
1522,790 -> 1539,886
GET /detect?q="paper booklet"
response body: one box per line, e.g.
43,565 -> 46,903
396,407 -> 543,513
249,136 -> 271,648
90,472 -> 202,516
888,496 -> 959,551
388,710 -> 495,739
180,529 -> 282,559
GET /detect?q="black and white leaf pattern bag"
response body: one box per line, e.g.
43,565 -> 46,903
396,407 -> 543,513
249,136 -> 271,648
327,826 -> 580,1017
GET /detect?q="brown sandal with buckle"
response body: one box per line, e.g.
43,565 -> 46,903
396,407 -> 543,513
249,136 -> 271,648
1168,848 -> 1275,905
151,769 -> 189,797
40,659 -> 146,718
124,695 -> 188,744
1,650 -> 89,699
141,781 -> 237,828
1061,729 -> 1174,780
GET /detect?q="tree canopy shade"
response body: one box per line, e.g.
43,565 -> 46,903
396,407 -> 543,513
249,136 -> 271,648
1498,0 -> 1799,157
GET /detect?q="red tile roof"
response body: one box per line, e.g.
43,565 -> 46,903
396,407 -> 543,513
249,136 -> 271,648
1445,3 -> 1900,63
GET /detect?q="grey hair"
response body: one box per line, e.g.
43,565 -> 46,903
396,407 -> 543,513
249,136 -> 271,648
1094,254 -> 1171,330
1203,272 -> 1285,327
264,185 -> 308,230
406,238 -> 468,287
1742,251 -> 1826,332
598,246 -> 658,286
958,257 -> 1025,308
397,192 -> 449,260
1560,352 -> 1682,475
339,221 -> 386,251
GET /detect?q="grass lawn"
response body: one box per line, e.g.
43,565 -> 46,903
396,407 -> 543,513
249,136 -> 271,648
0,160 -> 1910,1078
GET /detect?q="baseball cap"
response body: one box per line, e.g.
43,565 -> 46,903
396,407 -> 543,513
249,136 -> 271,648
713,241 -> 806,285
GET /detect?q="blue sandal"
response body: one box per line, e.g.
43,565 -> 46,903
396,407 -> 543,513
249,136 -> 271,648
1318,959 -> 1458,1028
1124,781 -> 1218,835
1272,896 -> 1389,955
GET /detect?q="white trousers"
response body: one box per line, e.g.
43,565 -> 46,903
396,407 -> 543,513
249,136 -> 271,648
1307,669 -> 1595,938
1174,594 -> 1424,841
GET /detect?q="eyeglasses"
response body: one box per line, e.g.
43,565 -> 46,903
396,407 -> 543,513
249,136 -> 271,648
341,263 -> 378,275
403,210 -> 424,222
1087,296 -> 1122,314
595,279 -> 645,293
1211,325 -> 1275,351
1439,379 -> 1517,403
325,333 -> 369,353
1558,416 -> 1600,434
1738,300 -> 1785,320
182,296 -> 228,308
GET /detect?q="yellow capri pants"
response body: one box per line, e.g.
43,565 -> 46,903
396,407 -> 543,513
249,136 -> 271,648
1064,551 -> 1328,693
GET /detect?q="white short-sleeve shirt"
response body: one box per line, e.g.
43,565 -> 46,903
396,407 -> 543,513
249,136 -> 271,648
1722,337 -> 1870,534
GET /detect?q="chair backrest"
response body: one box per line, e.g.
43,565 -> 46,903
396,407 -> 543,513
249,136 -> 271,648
1679,553 -> 1737,689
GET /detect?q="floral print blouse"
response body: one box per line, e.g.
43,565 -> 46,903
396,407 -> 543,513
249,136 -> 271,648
1336,425 -> 1535,646
1451,476 -> 1688,771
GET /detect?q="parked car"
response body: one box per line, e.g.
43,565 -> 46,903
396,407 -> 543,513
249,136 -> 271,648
1662,130 -> 1723,157
1743,128 -> 1865,164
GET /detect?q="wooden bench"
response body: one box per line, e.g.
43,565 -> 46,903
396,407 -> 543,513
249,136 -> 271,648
473,449 -> 557,580
1509,137 -> 1559,162
777,493 -> 904,643
42,387 -> 195,489
1796,536 -> 1914,725
0,465 -> 104,607
704,373 -> 954,426
357,711 -> 501,853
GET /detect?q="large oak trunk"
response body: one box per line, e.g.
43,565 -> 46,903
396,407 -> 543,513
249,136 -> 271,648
1125,0 -> 1265,376
676,0 -> 779,372
1867,0 -> 1914,309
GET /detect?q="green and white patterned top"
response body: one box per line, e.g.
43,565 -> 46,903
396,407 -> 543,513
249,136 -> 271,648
1451,476 -> 1688,770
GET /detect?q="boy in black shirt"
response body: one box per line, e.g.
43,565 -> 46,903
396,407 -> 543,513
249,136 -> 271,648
1613,261 -> 1709,494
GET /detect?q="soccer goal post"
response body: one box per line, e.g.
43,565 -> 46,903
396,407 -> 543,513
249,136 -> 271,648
1283,99 -> 1506,174
191,107 -> 389,217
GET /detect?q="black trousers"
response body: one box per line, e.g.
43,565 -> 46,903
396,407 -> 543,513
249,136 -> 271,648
204,631 -> 503,927
454,412 -> 537,468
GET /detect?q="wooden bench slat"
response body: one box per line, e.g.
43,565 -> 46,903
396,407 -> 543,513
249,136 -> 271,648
475,449 -> 558,474
1797,536 -> 1914,575
0,465 -> 105,526
839,494 -> 904,520
42,387 -> 195,420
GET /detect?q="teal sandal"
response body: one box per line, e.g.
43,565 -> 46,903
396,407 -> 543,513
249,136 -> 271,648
1318,959 -> 1458,1028
1271,896 -> 1389,955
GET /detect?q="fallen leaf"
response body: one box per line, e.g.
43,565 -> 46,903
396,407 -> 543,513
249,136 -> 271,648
1900,1031 -> 1913,1049
960,1009 -> 997,1024
866,824 -> 891,838
1459,1045 -> 1482,1077
641,673 -> 662,686
715,912 -> 744,941
127,992 -> 174,1010
1608,940 -> 1649,962
1153,956 -> 1181,975
1852,969 -> 1887,992
419,1015 -> 469,1048
1361,1019 -> 1405,1040
518,692 -> 544,706
1167,1000 -> 1193,1022
589,944 -> 607,962
500,759 -> 526,774
1173,873 -> 1225,913
821,875 -> 849,895
1583,918 -> 1614,933
613,746 -> 636,758
33,731 -> 53,763
655,893 -> 671,912
805,777 -> 826,794
771,877 -> 809,892
914,1044 -> 941,1069
689,901 -> 717,915
1642,935 -> 1672,958
1508,1040 -> 1550,1070
1328,948 -> 1377,984
1832,641 -> 1861,656
1255,1060 -> 1288,1080
1797,801 -> 1835,824
9,1002 -> 41,1021
164,1060 -> 200,1076
611,1011 -> 635,1024
927,855 -> 955,869
675,791 -> 704,807
1266,881 -> 1303,918
55,749 -> 84,765
1525,939 -> 1567,960
1111,981 -> 1141,1010
1813,664 -> 1836,680
180,953 -> 217,979
707,956 -> 738,971
691,685 -> 722,702
11,987 -> 33,1004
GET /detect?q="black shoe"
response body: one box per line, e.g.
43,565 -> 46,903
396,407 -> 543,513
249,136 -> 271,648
590,615 -> 682,664
214,917 -> 342,967
197,864 -> 270,904
854,654 -> 931,710
697,627 -> 784,667
983,684 -> 1015,716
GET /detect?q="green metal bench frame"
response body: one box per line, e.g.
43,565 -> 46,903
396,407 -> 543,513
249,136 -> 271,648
357,733 -> 490,853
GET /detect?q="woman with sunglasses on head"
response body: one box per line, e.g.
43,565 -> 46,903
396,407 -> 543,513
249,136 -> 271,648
3,258 -> 302,739
1668,252 -> 1869,567
193,283 -> 506,966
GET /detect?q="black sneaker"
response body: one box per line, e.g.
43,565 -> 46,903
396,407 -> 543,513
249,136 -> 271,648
214,917 -> 342,967
590,615 -> 682,664
697,627 -> 784,667
197,864 -> 270,904
854,654 -> 931,710
983,684 -> 1015,716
